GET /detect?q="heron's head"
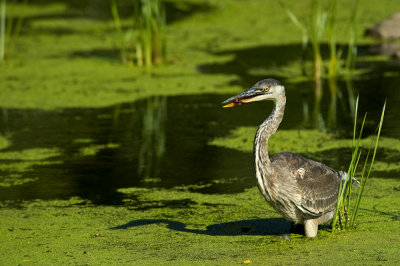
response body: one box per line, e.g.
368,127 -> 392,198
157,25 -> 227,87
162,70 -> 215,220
222,78 -> 284,108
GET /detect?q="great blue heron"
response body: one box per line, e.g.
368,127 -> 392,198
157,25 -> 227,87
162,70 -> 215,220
222,78 -> 356,237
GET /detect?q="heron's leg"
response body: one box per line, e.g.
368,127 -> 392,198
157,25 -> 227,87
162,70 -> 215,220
304,219 -> 318,237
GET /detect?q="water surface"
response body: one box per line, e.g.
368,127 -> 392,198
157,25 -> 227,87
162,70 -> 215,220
0,71 -> 399,204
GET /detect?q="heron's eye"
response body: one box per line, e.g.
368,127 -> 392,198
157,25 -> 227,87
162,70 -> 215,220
264,86 -> 270,92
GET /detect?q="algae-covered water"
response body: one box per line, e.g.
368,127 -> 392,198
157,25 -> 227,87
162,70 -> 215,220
1,0 -> 400,264
1,77 -> 399,202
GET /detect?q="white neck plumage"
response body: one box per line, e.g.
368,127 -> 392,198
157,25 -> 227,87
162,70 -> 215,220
253,89 -> 286,200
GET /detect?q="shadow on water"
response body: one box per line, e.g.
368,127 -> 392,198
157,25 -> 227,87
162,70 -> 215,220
66,42 -> 400,134
9,0 -> 214,38
65,42 -> 400,134
110,218 -> 292,236
23,0 -> 213,23
0,94 -> 285,204
198,43 -> 306,87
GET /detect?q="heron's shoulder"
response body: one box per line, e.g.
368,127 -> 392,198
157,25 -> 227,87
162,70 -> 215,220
271,152 -> 338,177
270,152 -> 313,166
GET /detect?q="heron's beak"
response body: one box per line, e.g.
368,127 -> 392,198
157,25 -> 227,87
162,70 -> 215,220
222,88 -> 264,108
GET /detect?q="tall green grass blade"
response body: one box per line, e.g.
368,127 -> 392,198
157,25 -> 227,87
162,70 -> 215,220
309,0 -> 326,111
349,145 -> 371,228
332,97 -> 365,231
332,98 -> 386,232
281,3 -> 308,44
13,0 -> 27,39
327,0 -> 338,78
352,95 -> 359,148
345,0 -> 359,75
4,0 -> 11,46
350,100 -> 386,228
137,0 -> 165,66
111,0 -> 128,64
0,0 -> 6,62
345,149 -> 362,227
279,1 -> 308,76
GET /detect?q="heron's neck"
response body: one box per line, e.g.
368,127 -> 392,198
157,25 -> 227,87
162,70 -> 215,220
254,92 -> 286,173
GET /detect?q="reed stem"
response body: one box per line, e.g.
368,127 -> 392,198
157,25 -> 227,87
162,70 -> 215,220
111,0 -> 128,64
332,98 -> 386,232
0,0 -> 6,62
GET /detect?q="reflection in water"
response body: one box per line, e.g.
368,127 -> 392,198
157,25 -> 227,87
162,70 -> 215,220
138,96 -> 167,179
312,78 -> 325,131
327,77 -> 338,129
303,76 -> 358,133
198,43 -> 398,133
1,109 -> 8,134
345,77 -> 356,118
0,95 -> 264,203
110,96 -> 167,182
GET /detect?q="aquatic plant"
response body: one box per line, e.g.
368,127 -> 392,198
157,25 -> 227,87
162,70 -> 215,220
283,0 -> 359,78
308,0 -> 326,91
281,1 -> 326,83
282,1 -> 327,130
0,0 -> 6,61
344,0 -> 359,77
134,0 -> 166,66
110,0 -> 129,64
0,0 -> 27,62
282,0 -> 362,131
327,0 -> 338,79
111,0 -> 166,66
281,3 -> 308,75
332,97 -> 386,231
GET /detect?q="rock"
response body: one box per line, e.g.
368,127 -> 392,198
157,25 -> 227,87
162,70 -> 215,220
365,12 -> 400,39
392,50 -> 400,60
369,42 -> 400,56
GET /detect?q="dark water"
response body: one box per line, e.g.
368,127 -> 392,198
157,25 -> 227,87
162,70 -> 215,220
1,66 -> 399,204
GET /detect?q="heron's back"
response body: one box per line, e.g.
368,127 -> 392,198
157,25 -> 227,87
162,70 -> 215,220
266,152 -> 340,222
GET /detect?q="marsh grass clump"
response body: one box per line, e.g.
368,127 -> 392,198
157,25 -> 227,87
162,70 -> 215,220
282,0 -> 360,80
331,97 -> 386,232
281,0 -> 362,98
111,0 -> 166,66
282,0 -> 361,131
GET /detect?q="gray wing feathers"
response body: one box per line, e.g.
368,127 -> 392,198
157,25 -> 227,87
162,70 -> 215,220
271,152 -> 340,216
298,164 -> 339,215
